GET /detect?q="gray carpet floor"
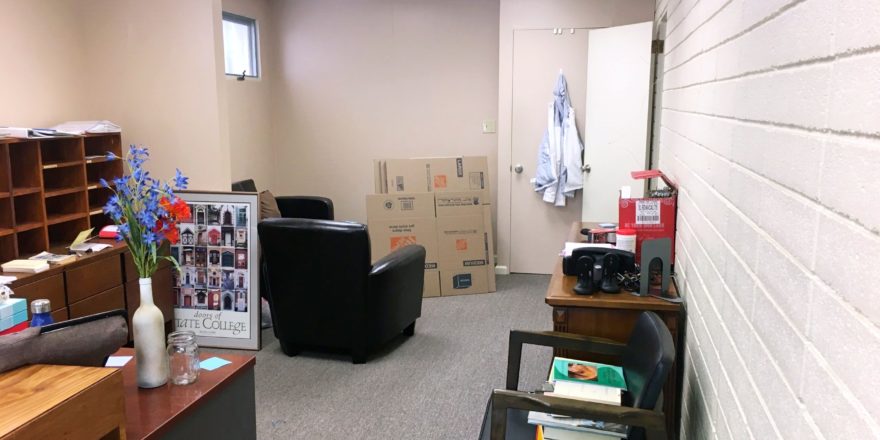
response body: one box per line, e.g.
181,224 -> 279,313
235,273 -> 553,439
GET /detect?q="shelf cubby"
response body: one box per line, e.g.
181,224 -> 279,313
0,144 -> 11,195
0,198 -> 13,233
14,192 -> 45,227
84,134 -> 122,158
9,142 -> 41,191
17,227 -> 48,256
86,160 -> 123,189
0,235 -> 15,263
48,215 -> 90,245
43,165 -> 86,193
44,191 -> 87,225
40,137 -> 84,167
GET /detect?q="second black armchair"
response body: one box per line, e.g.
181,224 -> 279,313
258,218 -> 425,364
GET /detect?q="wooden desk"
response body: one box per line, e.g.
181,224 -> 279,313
0,364 -> 126,439
546,222 -> 684,439
115,348 -> 257,440
2,240 -> 174,340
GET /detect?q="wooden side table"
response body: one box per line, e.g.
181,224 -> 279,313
546,221 -> 684,439
0,364 -> 126,439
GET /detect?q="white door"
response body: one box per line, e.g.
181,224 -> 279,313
510,28 -> 589,274
581,22 -> 654,222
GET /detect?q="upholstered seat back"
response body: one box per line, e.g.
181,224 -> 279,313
258,218 -> 371,349
621,311 -> 675,439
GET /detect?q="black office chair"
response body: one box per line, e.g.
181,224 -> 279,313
258,218 -> 425,364
231,178 -> 334,220
479,311 -> 675,440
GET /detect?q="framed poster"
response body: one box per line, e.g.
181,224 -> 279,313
171,191 -> 260,350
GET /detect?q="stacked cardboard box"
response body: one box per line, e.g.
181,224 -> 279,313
368,157 -> 495,297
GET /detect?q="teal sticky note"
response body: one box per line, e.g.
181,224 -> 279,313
200,357 -> 231,371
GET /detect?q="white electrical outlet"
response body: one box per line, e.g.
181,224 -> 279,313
481,119 -> 497,134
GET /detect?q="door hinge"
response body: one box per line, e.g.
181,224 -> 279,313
652,40 -> 665,54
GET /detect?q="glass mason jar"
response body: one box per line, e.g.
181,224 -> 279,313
166,330 -> 200,385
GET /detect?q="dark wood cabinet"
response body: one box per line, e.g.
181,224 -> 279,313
3,240 -> 175,341
0,133 -> 122,262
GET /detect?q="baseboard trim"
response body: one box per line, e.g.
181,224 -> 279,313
495,265 -> 510,275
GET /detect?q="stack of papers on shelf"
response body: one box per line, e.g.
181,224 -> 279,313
1,259 -> 50,274
29,251 -> 76,265
0,127 -> 75,139
51,120 -> 121,135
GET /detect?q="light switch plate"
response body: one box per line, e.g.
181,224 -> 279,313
481,119 -> 496,134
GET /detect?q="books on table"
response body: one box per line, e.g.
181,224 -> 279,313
528,356 -> 629,439
29,251 -> 76,265
546,357 -> 626,405
1,259 -> 50,274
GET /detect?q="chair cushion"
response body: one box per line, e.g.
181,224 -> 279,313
260,190 -> 282,220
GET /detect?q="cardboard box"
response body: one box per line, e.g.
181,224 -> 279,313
440,268 -> 490,296
436,215 -> 488,270
423,270 -> 440,297
483,204 -> 496,293
366,193 -> 435,219
373,160 -> 387,193
434,191 -> 486,217
618,170 -> 677,262
367,218 -> 439,271
385,156 -> 490,200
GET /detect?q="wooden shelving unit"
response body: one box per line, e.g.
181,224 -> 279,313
0,133 -> 122,261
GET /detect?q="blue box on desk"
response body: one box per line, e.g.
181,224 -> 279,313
0,299 -> 28,331
0,298 -> 26,320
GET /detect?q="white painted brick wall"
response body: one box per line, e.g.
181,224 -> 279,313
655,0 -> 880,438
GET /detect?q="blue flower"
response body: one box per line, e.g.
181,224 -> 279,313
173,169 -> 189,190
142,231 -> 158,245
106,152 -> 118,161
116,223 -> 130,242
99,178 -> 109,188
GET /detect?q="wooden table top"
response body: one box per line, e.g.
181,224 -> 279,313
545,222 -> 681,311
0,364 -> 118,438
114,347 -> 256,440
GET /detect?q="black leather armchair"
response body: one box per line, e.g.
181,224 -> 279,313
479,311 -> 675,440
258,218 -> 425,364
231,178 -> 334,220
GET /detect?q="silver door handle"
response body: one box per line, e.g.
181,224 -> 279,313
582,164 -> 591,173
514,164 -> 524,174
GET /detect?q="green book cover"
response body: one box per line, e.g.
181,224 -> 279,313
551,357 -> 627,390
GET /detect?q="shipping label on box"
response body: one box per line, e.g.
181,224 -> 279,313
423,270 -> 440,297
385,159 -> 432,193
437,215 -> 487,269
368,218 -> 439,270
435,191 -> 486,217
440,268 -> 489,296
366,193 -> 435,219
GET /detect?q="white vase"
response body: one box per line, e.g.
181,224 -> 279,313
133,277 -> 169,388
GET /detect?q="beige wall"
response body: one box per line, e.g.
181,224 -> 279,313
0,0 -> 231,190
78,0 -> 231,190
0,0 -> 87,127
269,0 -> 500,222
223,0 -> 276,190
495,0 -> 654,271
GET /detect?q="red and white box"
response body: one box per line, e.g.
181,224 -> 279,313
618,170 -> 677,262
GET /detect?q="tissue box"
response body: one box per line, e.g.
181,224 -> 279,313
0,299 -> 28,331
0,298 -> 26,320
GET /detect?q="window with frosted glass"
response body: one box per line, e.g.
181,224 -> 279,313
222,12 -> 259,77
